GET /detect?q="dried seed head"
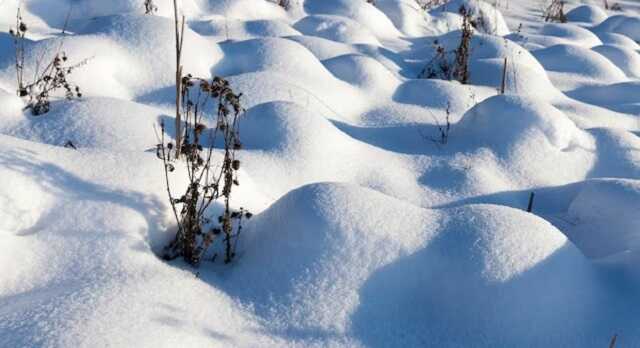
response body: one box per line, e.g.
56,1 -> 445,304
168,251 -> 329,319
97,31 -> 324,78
194,123 -> 206,134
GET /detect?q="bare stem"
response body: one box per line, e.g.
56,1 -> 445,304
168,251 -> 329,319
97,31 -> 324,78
173,0 -> 184,158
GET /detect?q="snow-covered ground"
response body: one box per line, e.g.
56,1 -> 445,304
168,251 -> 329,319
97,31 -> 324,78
1,0 -> 640,346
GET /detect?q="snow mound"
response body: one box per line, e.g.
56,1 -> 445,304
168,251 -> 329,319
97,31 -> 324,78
224,70 -> 367,121
72,0 -> 202,19
454,95 -> 595,185
304,0 -> 402,39
539,23 -> 603,48
567,81 -> 640,109
189,18 -> 300,39
75,14 -> 220,93
24,0 -> 202,27
532,44 -> 627,83
568,179 -> 640,259
294,15 -> 381,45
239,101 -> 423,202
592,44 -> 640,78
434,0 -> 510,35
0,98 -> 162,151
208,0 -> 287,20
286,35 -> 360,60
322,54 -> 401,93
586,128 -> 640,178
394,78 -> 485,117
225,182 -> 439,333
353,204 -> 595,347
594,14 -> 640,42
566,5 -> 608,24
595,32 -> 640,50
215,37 -> 331,79
374,0 -> 434,36
456,95 -> 582,150
222,181 -> 617,346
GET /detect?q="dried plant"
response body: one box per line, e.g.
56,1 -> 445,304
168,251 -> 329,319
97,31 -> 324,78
453,6 -> 473,84
10,7 -> 83,115
419,6 -> 473,84
420,102 -> 452,148
420,41 -> 452,80
543,0 -> 567,23
269,0 -> 291,10
415,0 -> 450,10
9,6 -> 27,97
173,0 -> 186,157
604,1 -> 623,11
144,0 -> 158,14
23,52 -> 85,115
436,103 -> 452,145
158,76 -> 251,266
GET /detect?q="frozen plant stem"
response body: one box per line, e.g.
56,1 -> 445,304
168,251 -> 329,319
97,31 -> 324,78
527,192 -> 535,213
609,334 -> 618,348
173,0 -> 185,158
500,57 -> 507,94
11,6 -> 27,97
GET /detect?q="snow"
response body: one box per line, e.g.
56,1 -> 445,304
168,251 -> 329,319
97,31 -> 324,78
567,4 -> 608,25
568,179 -> 640,258
434,0 -> 510,35
594,14 -> 640,42
532,44 -> 627,85
593,44 -> 640,78
1,0 -> 640,346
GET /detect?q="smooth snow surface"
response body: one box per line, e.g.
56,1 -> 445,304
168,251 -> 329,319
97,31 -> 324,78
1,0 -> 640,347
